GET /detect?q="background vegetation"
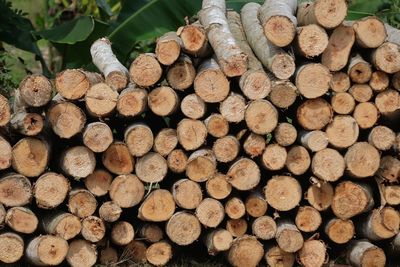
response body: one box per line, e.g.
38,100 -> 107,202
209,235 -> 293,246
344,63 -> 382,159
0,0 -> 399,98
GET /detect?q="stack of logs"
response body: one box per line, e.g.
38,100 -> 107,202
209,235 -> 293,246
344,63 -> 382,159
0,0 -> 400,266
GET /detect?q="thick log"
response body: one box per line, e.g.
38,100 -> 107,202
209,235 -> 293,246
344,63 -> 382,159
359,207 -> 399,241
243,133 -> 266,158
326,115 -> 359,149
85,83 -> 118,117
206,173 -> 232,200
19,74 -> 52,107
5,206 -> 38,234
138,189 -> 175,222
10,111 -> 44,136
252,215 -> 277,240
99,201 -> 122,222
345,142 -> 380,178
55,69 -> 103,99
353,102 -> 379,129
297,98 -> 333,130
275,220 -> 304,253
352,16 -> 386,48
109,174 -> 144,208
227,235 -> 264,267
167,149 -> 187,173
60,146 -> 96,178
146,241 -> 172,266
26,235 -> 69,266
41,212 -> 82,240
166,211 -> 201,245
102,141 -> 135,175
372,42 -> 400,74
331,92 -> 355,115
48,101 -> 86,139
220,93 -> 246,123
286,145 -> 311,175
178,22 -> 210,57
296,63 -> 331,98
68,189 -> 97,219
297,0 -> 347,29
81,216 -> 106,243
136,152 -> 168,183
245,99 -> 278,134
306,180 -> 334,211
155,31 -> 182,65
325,218 -> 355,244
204,113 -> 229,138
129,53 -> 162,87
312,148 -> 345,182
181,94 -> 206,119
295,206 -> 322,232
384,185 -> 400,205
227,158 -> 260,191
0,232 -> 24,263
124,123 -> 154,157
213,135 -> 240,163
349,84 -> 373,103
264,175 -> 302,211
148,86 -> 179,116
196,198 -> 225,228
347,240 -> 386,267
269,80 -> 298,109
177,118 -> 207,150
111,221 -> 135,246
274,123 -> 297,147
83,122 -> 113,153
369,71 -> 389,92
205,229 -> 233,255
33,172 -> 70,209
0,173 -> 32,207
298,240 -> 326,267
172,179 -> 203,209
368,126 -> 395,151
262,144 -> 287,171
66,239 -> 97,267
117,86 -> 147,117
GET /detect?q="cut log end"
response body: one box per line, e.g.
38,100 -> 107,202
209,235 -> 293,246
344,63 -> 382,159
245,193 -> 267,218
205,114 -> 229,138
124,124 -> 154,157
298,240 -> 326,267
369,126 -> 395,151
297,98 -> 333,130
264,176 -> 302,211
325,218 -> 355,244
353,16 -> 387,48
265,246 -> 295,267
19,74 -> 52,107
34,172 -> 70,209
99,201 -> 122,222
228,158 -> 260,191
196,198 -> 225,228
330,72 -> 351,92
206,173 -> 232,200
177,119 -> 207,151
243,133 -> 266,158
84,169 -> 112,197
11,112 -> 43,136
167,55 -> 196,90
252,216 -> 277,240
264,16 -> 296,47
146,241 -> 172,266
167,149 -> 188,173
130,53 -> 162,87
61,146 -> 96,178
111,221 -> 135,246
353,102 -> 379,129
286,146 -> 311,175
117,87 -> 147,117
274,122 -> 297,147
296,63 -> 331,99
276,222 -> 304,253
262,144 -> 287,171
66,239 -> 97,267
269,81 -> 297,109
102,142 -> 135,175
138,189 -> 175,222
156,32 -> 181,65
331,92 -> 355,115
85,83 -> 118,117
239,70 -> 271,100
297,24 -> 329,57
106,70 -> 128,91
48,101 -> 86,139
26,235 -> 69,266
148,86 -> 179,116
373,42 -> 400,74
0,136 -> 12,170
271,53 -> 296,80
0,173 -> 32,207
326,115 -> 359,149
172,179 -> 203,210
81,216 -> 106,243
166,211 -> 201,246
227,235 -> 264,267
220,93 -> 246,123
6,207 -> 38,234
226,218 -> 248,237
312,148 -> 345,182
0,94 -> 11,127
345,142 -> 380,178
109,174 -> 144,208
136,152 -> 168,183
213,136 -> 240,163
295,206 -> 322,232
154,128 -> 178,156
0,233 -> 24,263
181,94 -> 206,119
68,189 -> 97,219
306,181 -> 334,211
225,197 -> 246,220
245,100 -> 278,135
83,122 -> 113,153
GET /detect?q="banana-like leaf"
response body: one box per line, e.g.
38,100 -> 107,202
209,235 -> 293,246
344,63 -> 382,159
347,0 -> 385,20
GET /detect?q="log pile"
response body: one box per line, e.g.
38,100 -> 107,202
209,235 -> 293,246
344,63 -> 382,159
0,0 -> 399,266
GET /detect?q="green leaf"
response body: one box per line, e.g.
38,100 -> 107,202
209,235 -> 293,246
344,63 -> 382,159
36,16 -> 95,44
347,0 -> 386,20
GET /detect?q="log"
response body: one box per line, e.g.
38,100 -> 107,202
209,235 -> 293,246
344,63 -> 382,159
111,221 -> 135,246
146,241 -> 172,266
199,0 -> 247,77
297,98 -> 333,130
285,145 -> 311,175
225,197 -> 246,219
243,133 -> 266,158
375,89 -> 400,118
85,83 -> 118,117
19,74 -> 52,107
369,71 -> 389,92
102,141 -> 135,175
298,240 -> 326,267
33,172 -> 70,209
155,31 -> 182,65
196,198 -> 225,228
296,63 -> 331,98
0,135 -> 12,170
12,137 -> 49,177
167,149 -> 187,173
0,94 -> 11,126
55,69 -> 103,99
138,189 -> 175,222
148,86 -> 179,116
186,149 -> 216,182
136,152 -> 168,183
206,173 -> 232,200
306,180 -> 334,211
139,224 -> 164,243
326,115 -> 359,149
60,146 -> 96,178
347,240 -> 386,267
124,123 -> 154,157
26,235 -> 69,266
5,206 -> 38,234
330,72 -> 351,92
245,192 -> 268,218
205,229 -> 233,255
0,173 -> 32,207
220,93 -> 246,123
109,174 -> 144,208
331,92 -> 355,114
261,144 -> 287,171
311,148 -> 345,182
274,123 -> 297,147
388,233 -> 400,255
295,206 -> 322,232
392,71 -> 400,90
269,80 -> 298,109
204,113 -> 229,138
321,25 -> 355,71
194,58 -> 230,103
352,16 -> 386,48
349,84 -> 373,103
275,220 -> 304,253
359,207 -> 400,240
84,169 -> 112,197
0,232 -> 24,263
353,102 -> 379,129
129,53 -> 162,87
252,215 -> 277,240
178,22 -> 210,57
10,111 -> 44,136
264,245 -> 295,267
384,185 -> 400,205
83,122 -> 113,153
372,42 -> 400,74
295,24 -> 329,58
117,86 -> 147,117
172,178 -> 203,209
81,216 -> 106,243
181,93 -> 206,119
153,128 -> 178,156
368,126 -> 395,151
166,211 -> 201,245
66,239 -> 97,267
227,158 -> 260,191
47,101 -> 86,139
297,0 -> 347,29
226,218 -> 248,238
300,130 -> 328,152
124,240 -> 147,264
213,135 -> 240,163
99,201 -> 122,222
68,189 -> 97,219
347,54 -> 372,83
264,175 -> 302,211
41,212 -> 82,240
258,0 -> 297,47
345,142 -> 380,178
227,235 -> 264,267
90,38 -> 128,91
325,218 -> 355,244
242,3 -> 295,79
99,247 -> 118,266
245,99 -> 278,134
177,118 -> 207,150
332,181 -> 374,219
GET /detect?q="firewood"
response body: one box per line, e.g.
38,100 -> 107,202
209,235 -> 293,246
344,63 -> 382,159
148,86 -> 179,116
66,239 -> 97,267
0,135 -> 11,170
369,71 -> 389,91
274,123 -> 297,147
225,197 -> 246,219
252,215 -> 277,240
220,93 -> 246,123
325,218 -> 355,244
227,158 -> 261,191
312,148 -> 345,182
138,189 -> 175,222
264,175 -> 302,211
186,149 -> 216,182
348,54 -> 372,83
5,206 -> 38,234
299,130 -> 328,152
375,89 -> 400,118
349,84 -> 373,103
178,21 -> 210,57
226,218 -> 248,238
102,141 -> 135,175
60,146 -> 96,178
81,216 -> 106,243
262,144 -> 287,171
84,169 -> 112,197
196,198 -> 225,228
347,240 -> 386,267
306,181 -> 334,211
326,115 -> 359,149
295,24 -> 329,58
298,239 -> 326,267
392,71 -> 400,90
353,102 -> 379,129
68,189 -> 97,219
0,173 -> 32,207
99,201 -> 122,222
245,99 -> 278,134
18,74 -> 52,107
124,123 -> 154,157
0,204 -> 4,226
109,174 -> 144,208
297,98 -> 333,130
372,42 -> 400,74
85,83 -> 118,117
352,16 -> 386,48
384,185 -> 400,205
136,152 -> 168,183
146,241 -> 172,266
369,126 -> 395,151
10,111 -> 44,136
181,93 -> 206,119
285,145 -> 311,175
269,80 -> 298,109
296,63 -> 331,98
33,172 -> 70,209
155,31 -> 182,65
83,122 -> 113,153
264,245 -> 295,267
0,232 -> 24,263
153,128 -> 178,156
177,118 -> 207,150
130,53 -> 162,87
55,69 -> 103,99
111,221 -> 135,246
0,94 -> 11,127
275,220 -> 304,253
124,240 -> 147,264
166,211 -> 201,245
12,137 -> 49,177
330,72 -> 351,92
345,142 -> 380,178
172,179 -> 203,209
295,206 -> 322,232
331,92 -> 355,114
297,0 -> 347,28
227,235 -> 264,267
243,133 -> 266,158
139,224 -> 164,243
117,86 -> 147,117
213,135 -> 240,163
206,173 -> 232,200
99,247 -> 118,266
41,212 -> 82,240
26,235 -> 69,266
204,113 -> 229,138
245,192 -> 268,218
167,149 -> 187,173
358,207 -> 400,240
205,229 -> 233,255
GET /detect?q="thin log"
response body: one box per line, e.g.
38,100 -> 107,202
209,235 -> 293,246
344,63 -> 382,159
0,232 -> 24,263
99,201 -> 122,222
26,235 -> 69,266
349,84 -> 373,103
369,71 -> 389,92
384,185 -> 400,205
295,206 -> 322,232
99,247 -> 118,266
117,86 -> 147,117
5,206 -> 38,234
124,123 -> 154,157
347,54 -> 372,83
204,113 -> 229,138
358,207 -> 399,240
0,135 -> 11,170
368,126 -> 395,151
167,149 -> 187,173
139,224 -> 164,243
353,102 -> 379,129
155,31 -> 182,65
298,240 -> 326,267
245,191 -> 268,218
227,158 -> 260,191
275,220 -> 304,253
299,130 -> 328,152
205,229 -> 233,255
312,148 -> 345,182
274,123 -> 297,147
196,198 -> 225,228
331,92 -> 355,114
264,245 -> 295,267
245,99 -> 278,134
372,42 -> 400,74
352,16 -> 386,48
109,174 -> 144,208
227,235 -> 264,267
172,178 -> 203,209
325,218 -> 355,244
85,82 -> 118,117
146,241 -> 172,266
0,94 -> 11,126
0,173 -> 32,207
206,173 -> 232,200
41,212 -> 82,240
225,197 -> 246,219
148,86 -> 179,116
19,74 -> 52,107
213,135 -> 240,163
243,133 -> 266,158
81,216 -> 106,243
220,93 -> 246,123
66,239 -> 97,267
181,93 -> 206,119
178,21 -> 210,57
297,98 -> 333,130
10,111 -> 44,136
226,218 -> 248,237
330,72 -> 351,92
84,169 -> 112,197
262,144 -> 287,171
296,24 -> 329,58
306,180 -> 334,211
177,118 -> 207,150
153,128 -> 178,156
136,152 -> 168,183
252,215 -> 277,240
269,80 -> 298,109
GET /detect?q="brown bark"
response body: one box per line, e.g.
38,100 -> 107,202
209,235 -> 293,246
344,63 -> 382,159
26,235 -> 69,266
10,111 -> 43,136
172,178 -> 203,209
206,173 -> 232,200
148,86 -> 179,116
117,86 -> 147,117
0,173 -> 32,207
204,113 -> 229,138
296,63 -> 331,98
177,118 -> 207,150
83,122 -> 113,153
155,31 -> 182,65
66,239 -> 97,267
19,74 -> 52,107
129,53 -> 163,87
331,92 -> 355,114
297,98 -> 333,130
102,141 -> 135,175
330,72 -> 351,92
34,172 -> 70,209
167,149 -> 187,173
264,176 -> 302,211
60,146 -> 96,178
196,197 -> 225,228
268,80 -> 298,109
166,211 -> 201,245
48,101 -> 86,139
146,241 -> 172,266
295,206 -> 322,232
99,201 -> 122,222
227,158 -> 260,191
167,55 -> 196,90
227,235 -> 264,267
252,215 -> 277,240
353,102 -> 379,129
85,82 -> 118,117
138,189 -> 175,222
41,212 -> 82,240
68,189 -> 97,219
124,123 -> 154,157
81,216 -> 106,243
111,221 -> 135,245
345,142 -> 380,178
5,206 -> 38,234
0,232 -> 24,263
297,0 -> 347,29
